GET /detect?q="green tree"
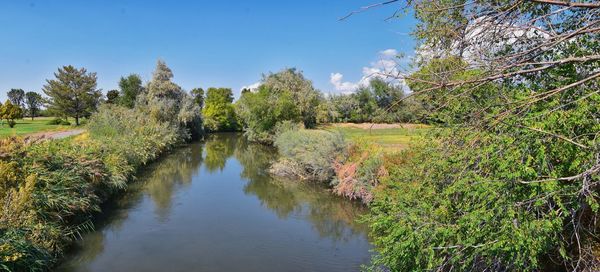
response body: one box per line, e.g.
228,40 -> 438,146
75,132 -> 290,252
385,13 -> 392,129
202,88 -> 237,132
0,100 -> 23,128
262,68 -> 321,128
190,88 -> 204,108
42,65 -> 101,126
236,85 -> 299,143
118,74 -> 143,108
24,91 -> 43,120
106,90 -> 120,104
7,89 -> 25,109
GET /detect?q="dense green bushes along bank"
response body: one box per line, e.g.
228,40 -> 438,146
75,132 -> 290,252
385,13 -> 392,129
0,61 -> 201,271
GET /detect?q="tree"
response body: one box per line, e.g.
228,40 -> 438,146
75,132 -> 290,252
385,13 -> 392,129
236,85 -> 299,143
138,60 -> 202,140
190,88 -> 204,108
106,90 -> 120,104
24,91 -> 43,120
262,68 -> 321,128
0,100 -> 23,128
7,89 -> 25,109
42,65 -> 101,126
202,88 -> 237,132
118,74 -> 143,108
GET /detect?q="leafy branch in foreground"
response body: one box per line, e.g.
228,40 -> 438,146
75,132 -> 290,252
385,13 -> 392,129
342,1 -> 600,271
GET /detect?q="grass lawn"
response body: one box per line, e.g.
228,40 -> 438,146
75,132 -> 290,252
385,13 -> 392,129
0,117 -> 73,138
319,123 -> 431,152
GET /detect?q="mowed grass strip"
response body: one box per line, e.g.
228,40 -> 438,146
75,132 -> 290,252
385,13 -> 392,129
319,123 -> 430,152
0,117 -> 72,138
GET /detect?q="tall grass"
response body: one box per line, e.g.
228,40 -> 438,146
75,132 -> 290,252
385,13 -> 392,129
0,105 -> 182,271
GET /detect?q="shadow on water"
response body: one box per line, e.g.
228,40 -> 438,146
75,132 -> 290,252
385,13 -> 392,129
57,133 -> 371,272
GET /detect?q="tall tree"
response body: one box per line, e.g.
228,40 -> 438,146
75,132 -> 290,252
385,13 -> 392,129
25,91 -> 43,120
42,65 -> 101,126
138,60 -> 202,140
7,89 -> 25,108
190,88 -> 204,108
118,74 -> 143,108
106,90 -> 120,104
262,68 -> 321,128
202,88 -> 237,131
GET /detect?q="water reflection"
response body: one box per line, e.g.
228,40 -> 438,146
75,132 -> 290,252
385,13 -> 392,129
145,144 -> 204,220
58,133 -> 370,272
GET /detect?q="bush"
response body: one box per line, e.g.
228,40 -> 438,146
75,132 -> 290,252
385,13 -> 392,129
331,140 -> 387,203
6,120 -> 16,128
59,120 -> 71,126
271,129 -> 346,181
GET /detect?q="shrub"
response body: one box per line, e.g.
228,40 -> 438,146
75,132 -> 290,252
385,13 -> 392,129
331,140 -> 387,203
59,120 -> 71,126
271,129 -> 346,181
6,120 -> 16,128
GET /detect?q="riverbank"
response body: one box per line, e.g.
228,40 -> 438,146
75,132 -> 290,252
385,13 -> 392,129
56,134 -> 371,272
270,123 -> 426,203
0,106 -> 185,271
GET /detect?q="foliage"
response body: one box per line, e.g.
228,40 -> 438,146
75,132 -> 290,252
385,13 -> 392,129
42,65 -> 101,126
24,92 -> 43,120
235,68 -> 321,143
0,102 -> 182,270
236,85 -> 300,143
364,1 -> 600,270
332,140 -> 386,204
7,89 -> 25,109
87,104 -> 178,169
136,60 -> 203,140
106,90 -> 120,104
0,100 -> 23,128
117,74 -> 143,108
190,88 -> 204,108
261,68 -> 321,128
271,128 -> 346,181
325,79 -> 425,124
202,88 -> 238,132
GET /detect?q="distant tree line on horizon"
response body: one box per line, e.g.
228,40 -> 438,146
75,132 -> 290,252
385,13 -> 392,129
3,63 -> 426,134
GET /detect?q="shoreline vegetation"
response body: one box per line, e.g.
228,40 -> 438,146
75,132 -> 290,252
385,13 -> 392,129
0,61 -> 201,271
2,1 -> 599,269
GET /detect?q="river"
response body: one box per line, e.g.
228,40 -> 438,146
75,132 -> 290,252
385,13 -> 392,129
57,133 -> 372,272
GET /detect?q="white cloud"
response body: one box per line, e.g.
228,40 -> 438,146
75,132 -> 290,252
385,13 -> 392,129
379,49 -> 398,57
329,73 -> 359,94
330,48 -> 408,93
240,82 -> 260,92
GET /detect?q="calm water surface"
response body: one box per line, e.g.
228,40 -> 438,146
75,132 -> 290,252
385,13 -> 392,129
57,133 -> 372,272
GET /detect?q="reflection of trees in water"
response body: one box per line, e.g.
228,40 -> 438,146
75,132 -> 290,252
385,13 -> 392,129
145,143 -> 204,220
234,137 -> 368,241
59,144 -> 205,270
203,133 -> 238,173
60,134 -> 368,270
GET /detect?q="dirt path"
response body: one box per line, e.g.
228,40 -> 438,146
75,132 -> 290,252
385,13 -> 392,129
27,129 -> 86,140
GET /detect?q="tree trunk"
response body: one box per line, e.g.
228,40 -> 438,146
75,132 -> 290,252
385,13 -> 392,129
75,116 -> 79,126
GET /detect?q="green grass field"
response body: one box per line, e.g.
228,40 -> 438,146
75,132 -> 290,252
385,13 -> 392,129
0,117 -> 72,138
319,123 -> 430,152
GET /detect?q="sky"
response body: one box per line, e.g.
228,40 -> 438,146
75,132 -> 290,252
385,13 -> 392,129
0,0 -> 418,101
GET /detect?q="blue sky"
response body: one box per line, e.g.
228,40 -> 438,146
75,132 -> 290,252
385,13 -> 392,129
0,0 -> 418,101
